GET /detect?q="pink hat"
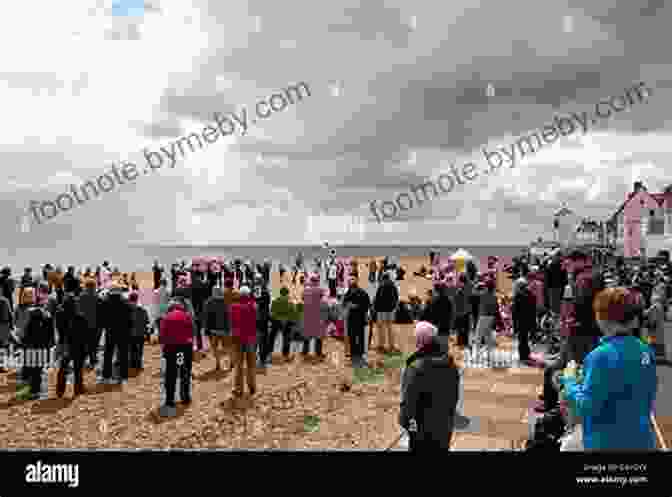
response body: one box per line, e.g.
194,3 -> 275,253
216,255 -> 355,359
415,321 -> 438,350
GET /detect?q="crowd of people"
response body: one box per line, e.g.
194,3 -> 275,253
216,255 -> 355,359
0,246 -> 667,450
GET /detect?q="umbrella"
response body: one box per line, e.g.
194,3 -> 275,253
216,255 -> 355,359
449,248 -> 474,260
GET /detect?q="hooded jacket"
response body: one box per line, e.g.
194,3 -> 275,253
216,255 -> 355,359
399,337 -> 459,449
160,304 -> 194,352
561,334 -> 657,450
230,295 -> 257,346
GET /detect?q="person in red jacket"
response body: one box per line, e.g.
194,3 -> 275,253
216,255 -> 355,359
230,286 -> 258,397
159,299 -> 194,417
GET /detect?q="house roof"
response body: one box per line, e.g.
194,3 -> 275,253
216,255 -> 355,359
609,189 -> 672,221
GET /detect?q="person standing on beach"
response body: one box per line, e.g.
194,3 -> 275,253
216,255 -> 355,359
343,276 -> 371,367
374,272 -> 400,353
128,292 -> 149,369
16,289 -> 54,399
202,286 -> 231,372
55,295 -> 88,397
268,287 -> 295,364
152,260 -> 163,290
230,286 -> 258,397
421,280 -> 453,338
18,267 -> 36,305
473,277 -> 500,363
254,276 -> 272,370
159,300 -> 194,416
101,284 -> 133,385
453,274 -> 472,348
0,267 -> 16,313
327,258 -> 339,297
78,279 -> 103,369
0,290 -> 13,373
301,273 -> 327,360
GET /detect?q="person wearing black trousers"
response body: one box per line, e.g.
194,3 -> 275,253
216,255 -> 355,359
343,277 -> 371,367
100,286 -> 133,385
512,279 -> 535,362
55,295 -> 88,397
159,301 -> 194,417
255,281 -> 272,370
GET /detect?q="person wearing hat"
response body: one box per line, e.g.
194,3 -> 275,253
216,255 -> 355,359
560,287 -> 657,450
399,321 -> 459,451
230,286 -> 258,396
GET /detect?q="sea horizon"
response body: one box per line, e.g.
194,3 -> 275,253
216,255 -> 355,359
3,243 -> 527,273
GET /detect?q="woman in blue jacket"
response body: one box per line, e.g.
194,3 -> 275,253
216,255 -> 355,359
561,287 -> 657,451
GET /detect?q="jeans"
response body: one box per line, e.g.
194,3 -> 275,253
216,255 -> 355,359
129,337 -> 144,369
302,337 -> 323,355
267,320 -> 292,360
102,331 -> 129,381
163,345 -> 193,406
57,344 -> 86,396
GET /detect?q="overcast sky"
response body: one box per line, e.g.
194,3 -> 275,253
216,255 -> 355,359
2,0 -> 671,251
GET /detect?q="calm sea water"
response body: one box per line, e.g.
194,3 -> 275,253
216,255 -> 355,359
2,244 -> 526,272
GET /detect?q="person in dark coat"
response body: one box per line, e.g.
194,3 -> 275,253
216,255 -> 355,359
63,266 -> 81,296
17,290 -> 54,399
512,279 -> 535,362
55,295 -> 89,397
78,279 -> 103,369
152,260 -> 163,290
128,293 -> 149,369
544,254 -> 568,314
373,272 -> 400,353
0,267 -> 15,313
202,286 -> 231,371
343,276 -> 371,367
400,321 -> 459,451
254,279 -> 272,370
101,285 -> 134,385
420,282 -> 453,337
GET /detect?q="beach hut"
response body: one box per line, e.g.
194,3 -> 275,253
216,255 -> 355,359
449,248 -> 474,274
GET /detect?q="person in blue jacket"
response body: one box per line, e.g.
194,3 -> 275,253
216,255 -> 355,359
561,287 -> 658,451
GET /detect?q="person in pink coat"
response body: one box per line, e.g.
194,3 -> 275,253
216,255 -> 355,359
230,286 -> 258,396
302,273 -> 327,360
